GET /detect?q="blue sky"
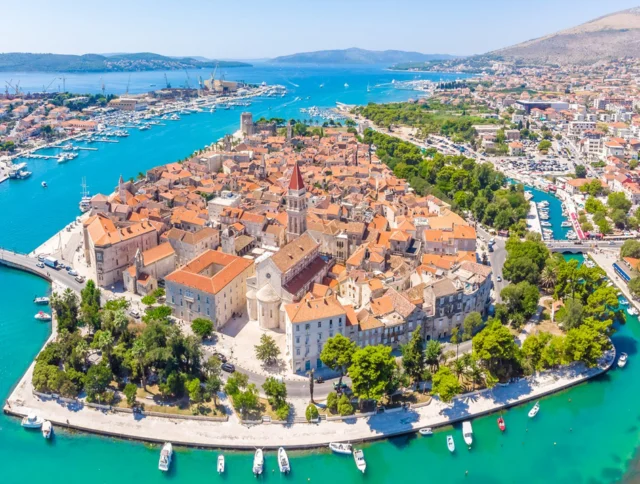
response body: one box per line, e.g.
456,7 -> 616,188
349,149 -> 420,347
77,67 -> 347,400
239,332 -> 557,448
3,0 -> 640,58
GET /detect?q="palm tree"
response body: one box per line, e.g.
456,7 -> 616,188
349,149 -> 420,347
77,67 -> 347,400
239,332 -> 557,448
540,266 -> 557,292
131,339 -> 148,390
452,358 -> 466,383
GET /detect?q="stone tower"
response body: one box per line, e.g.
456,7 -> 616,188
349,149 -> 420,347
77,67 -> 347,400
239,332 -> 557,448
286,120 -> 293,140
241,112 -> 254,136
286,162 -> 307,242
118,174 -> 126,203
257,154 -> 267,180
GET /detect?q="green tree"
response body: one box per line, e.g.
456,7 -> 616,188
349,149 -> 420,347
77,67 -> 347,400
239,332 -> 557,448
424,340 -> 443,371
537,140 -> 552,152
348,345 -> 397,404
472,320 -> 521,380
204,375 -> 222,406
326,391 -> 338,413
400,325 -> 425,383
575,165 -> 587,178
186,378 -> 203,403
305,404 -> 319,421
431,366 -> 462,402
462,312 -> 483,341
597,218 -> 612,235
141,295 -> 156,306
337,394 -> 354,416
621,240 -> 640,258
50,289 -> 79,333
224,371 -> 249,396
254,333 -> 281,365
123,383 -> 138,406
232,384 -> 259,417
262,377 -> 287,407
500,282 -> 540,327
320,333 -> 357,388
558,297 -> 585,330
84,363 -> 112,401
608,192 -> 632,213
191,318 -> 214,339
629,277 -> 640,297
521,332 -> 552,374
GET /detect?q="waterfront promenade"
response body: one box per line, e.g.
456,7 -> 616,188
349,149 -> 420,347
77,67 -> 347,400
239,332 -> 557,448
4,348 -> 614,449
0,248 -> 84,292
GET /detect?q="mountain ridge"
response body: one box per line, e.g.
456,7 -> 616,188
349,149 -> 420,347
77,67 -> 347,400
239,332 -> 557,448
270,47 -> 455,65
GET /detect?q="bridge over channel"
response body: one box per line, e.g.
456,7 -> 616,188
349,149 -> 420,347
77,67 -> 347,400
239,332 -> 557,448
543,240 -> 623,254
0,248 -> 85,293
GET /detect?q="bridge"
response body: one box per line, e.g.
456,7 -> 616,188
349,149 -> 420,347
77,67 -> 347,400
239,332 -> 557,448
0,248 -> 85,293
544,240 -> 623,253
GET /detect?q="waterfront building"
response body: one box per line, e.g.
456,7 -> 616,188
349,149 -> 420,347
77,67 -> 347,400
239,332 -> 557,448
165,250 -> 255,328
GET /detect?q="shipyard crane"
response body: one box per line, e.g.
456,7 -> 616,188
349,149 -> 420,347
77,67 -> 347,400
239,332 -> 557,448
100,77 -> 106,97
61,76 -> 66,93
42,77 -> 57,93
183,68 -> 191,89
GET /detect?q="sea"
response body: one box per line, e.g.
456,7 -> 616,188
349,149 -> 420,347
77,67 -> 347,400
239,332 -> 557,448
0,65 -> 639,483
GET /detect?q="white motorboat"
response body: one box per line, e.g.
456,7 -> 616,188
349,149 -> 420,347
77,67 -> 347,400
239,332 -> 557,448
419,428 -> 433,436
253,448 -> 264,475
33,296 -> 49,305
41,420 -> 52,439
561,221 -> 572,228
353,449 -> 366,473
34,311 -> 52,321
344,83 -> 349,88
158,442 -> 173,472
628,307 -> 639,316
278,447 -> 290,474
462,421 -> 473,446
528,401 -> 540,418
329,442 -> 352,454
22,413 -> 44,429
41,181 -> 47,188
619,298 -> 629,306
217,454 -> 225,474
447,435 -> 455,453
619,352 -> 628,368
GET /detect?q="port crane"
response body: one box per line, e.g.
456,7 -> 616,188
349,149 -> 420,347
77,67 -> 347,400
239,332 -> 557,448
100,77 -> 106,97
125,74 -> 131,96
42,77 -> 57,94
183,68 -> 191,89
164,73 -> 171,89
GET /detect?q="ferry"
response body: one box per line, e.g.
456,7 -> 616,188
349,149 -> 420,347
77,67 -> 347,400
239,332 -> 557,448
158,442 -> 173,472
462,421 -> 473,446
329,442 -> 352,454
33,296 -> 49,305
34,311 -> 52,321
253,448 -> 264,475
217,455 -> 225,474
22,413 -> 44,429
618,352 -> 628,368
278,447 -> 290,474
353,449 -> 366,473
41,420 -> 52,439
447,435 -> 455,452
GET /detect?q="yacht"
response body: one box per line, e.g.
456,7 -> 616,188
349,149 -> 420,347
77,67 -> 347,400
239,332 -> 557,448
22,413 -> 44,429
217,455 -> 225,474
353,449 -> 366,473
419,428 -> 433,436
16,170 -> 32,179
79,178 -> 91,213
329,442 -> 352,454
618,352 -> 628,368
34,311 -> 52,321
561,221 -> 572,228
278,447 -> 290,474
528,401 -> 540,418
541,221 -> 552,227
61,143 -> 74,151
158,442 -> 173,472
462,421 -> 473,446
33,296 -> 49,305
253,448 -> 264,476
447,435 -> 455,452
41,420 -> 52,439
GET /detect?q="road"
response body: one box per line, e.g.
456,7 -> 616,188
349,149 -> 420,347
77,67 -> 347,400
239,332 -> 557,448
0,248 -> 85,293
476,225 -> 507,301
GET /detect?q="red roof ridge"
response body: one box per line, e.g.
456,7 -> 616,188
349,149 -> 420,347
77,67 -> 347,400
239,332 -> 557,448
289,161 -> 305,190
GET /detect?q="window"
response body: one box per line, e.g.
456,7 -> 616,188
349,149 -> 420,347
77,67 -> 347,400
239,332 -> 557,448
296,348 -> 300,356
296,325 -> 300,332
305,323 -> 310,331
317,321 -> 322,328
96,252 -> 103,262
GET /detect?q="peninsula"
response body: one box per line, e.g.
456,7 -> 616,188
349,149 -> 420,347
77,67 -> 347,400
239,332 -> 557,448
270,47 -> 455,65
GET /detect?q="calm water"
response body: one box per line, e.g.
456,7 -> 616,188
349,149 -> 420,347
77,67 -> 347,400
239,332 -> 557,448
1,66 -> 639,483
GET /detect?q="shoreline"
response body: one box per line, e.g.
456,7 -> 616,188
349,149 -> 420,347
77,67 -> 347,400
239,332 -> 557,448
3,346 -> 615,450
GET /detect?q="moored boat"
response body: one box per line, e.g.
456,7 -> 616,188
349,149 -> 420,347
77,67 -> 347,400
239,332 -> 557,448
33,296 -> 49,305
419,427 -> 433,436
353,449 -> 366,473
42,420 -> 52,439
462,421 -> 473,446
278,447 -> 290,474
628,307 -> 638,316
329,442 -> 352,454
528,401 -> 540,418
158,442 -> 172,472
217,454 -> 225,474
253,448 -> 264,475
34,311 -> 52,321
497,416 -> 506,432
619,352 -> 628,368
22,413 -> 44,429
447,435 -> 455,453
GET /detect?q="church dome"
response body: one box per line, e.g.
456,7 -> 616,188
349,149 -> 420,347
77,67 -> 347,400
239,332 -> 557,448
256,283 -> 280,303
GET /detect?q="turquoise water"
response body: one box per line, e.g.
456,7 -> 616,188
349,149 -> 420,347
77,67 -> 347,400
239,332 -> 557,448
1,66 -> 639,483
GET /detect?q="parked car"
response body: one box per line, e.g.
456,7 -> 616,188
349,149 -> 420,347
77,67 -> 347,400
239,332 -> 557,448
221,362 -> 235,373
68,269 -> 78,276
36,262 -> 45,268
214,352 -> 228,363
37,255 -> 45,262
75,275 -> 85,283
333,381 -> 349,391
497,276 -> 502,282
129,308 -> 141,319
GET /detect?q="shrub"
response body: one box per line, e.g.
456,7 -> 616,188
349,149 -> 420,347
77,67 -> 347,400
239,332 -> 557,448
275,403 -> 290,421
141,295 -> 156,306
191,318 -> 214,340
326,391 -> 338,413
305,404 -> 319,422
124,383 -> 138,406
337,394 -> 354,416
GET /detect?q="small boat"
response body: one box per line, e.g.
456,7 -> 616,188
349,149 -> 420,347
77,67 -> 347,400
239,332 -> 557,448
329,442 -> 352,454
41,181 -> 47,188
253,448 -> 264,475
497,417 -> 506,432
419,428 -> 433,436
447,435 -> 455,453
561,221 -> 572,228
353,449 -> 366,473
628,307 -> 638,316
462,421 -> 473,446
528,401 -> 540,418
217,454 -> 225,474
42,420 -> 52,439
21,413 -> 44,429
619,298 -> 629,306
158,442 -> 173,472
619,352 -> 628,368
344,83 -> 349,88
34,311 -> 52,321
278,447 -> 290,474
33,296 -> 50,305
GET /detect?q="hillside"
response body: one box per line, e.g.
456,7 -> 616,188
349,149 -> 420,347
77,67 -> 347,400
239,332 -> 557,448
490,7 -> 640,64
0,53 -> 250,72
270,48 -> 455,65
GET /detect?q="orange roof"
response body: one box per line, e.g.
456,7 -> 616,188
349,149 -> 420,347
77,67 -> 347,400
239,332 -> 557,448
289,161 -> 305,190
285,296 -> 345,324
140,242 -> 175,266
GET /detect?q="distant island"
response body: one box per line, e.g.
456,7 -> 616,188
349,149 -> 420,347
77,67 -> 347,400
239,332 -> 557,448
0,52 -> 251,73
270,47 -> 455,65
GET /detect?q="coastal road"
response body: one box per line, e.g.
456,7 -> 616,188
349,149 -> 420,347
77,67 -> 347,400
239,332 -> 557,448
0,248 -> 85,293
476,225 -> 507,302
